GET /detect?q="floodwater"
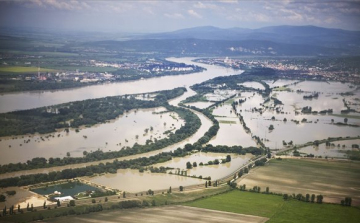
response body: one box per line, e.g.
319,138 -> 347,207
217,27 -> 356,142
0,107 -> 183,164
185,101 -> 214,109
0,58 -> 241,113
83,169 -> 205,193
205,89 -> 238,102
229,81 -> 360,150
210,102 -> 256,147
0,186 -> 53,209
275,91 -> 347,113
298,139 -> 360,158
84,152 -> 252,193
264,79 -> 299,88
289,81 -> 356,94
239,81 -> 265,90
210,118 -> 256,148
153,152 -> 253,180
0,106 -> 213,179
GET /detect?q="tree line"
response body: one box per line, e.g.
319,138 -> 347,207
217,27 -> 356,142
0,103 -> 201,174
0,87 -> 186,137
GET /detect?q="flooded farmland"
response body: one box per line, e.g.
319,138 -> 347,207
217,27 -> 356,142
154,152 -> 254,180
0,107 -> 183,164
83,169 -> 205,193
298,139 -> 360,158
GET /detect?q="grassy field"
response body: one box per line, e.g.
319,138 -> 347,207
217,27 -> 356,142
46,66 -> 118,72
186,190 -> 360,223
219,120 -> 237,124
237,159 -> 360,205
140,186 -> 231,205
0,66 -> 57,73
273,86 -> 291,91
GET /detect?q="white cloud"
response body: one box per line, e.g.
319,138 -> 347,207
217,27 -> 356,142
188,9 -> 202,19
218,0 -> 238,4
279,8 -> 303,21
143,7 -> 155,15
26,0 -> 90,10
164,13 -> 184,19
194,2 -> 218,10
194,2 -> 206,9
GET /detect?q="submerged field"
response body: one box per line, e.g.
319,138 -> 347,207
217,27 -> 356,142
186,190 -> 360,223
236,159 -> 360,205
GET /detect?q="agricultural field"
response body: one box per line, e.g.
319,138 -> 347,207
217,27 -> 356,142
236,159 -> 360,205
43,205 -> 268,223
186,190 -> 360,223
0,66 -> 57,73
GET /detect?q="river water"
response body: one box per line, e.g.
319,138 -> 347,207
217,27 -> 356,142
0,57 -> 240,113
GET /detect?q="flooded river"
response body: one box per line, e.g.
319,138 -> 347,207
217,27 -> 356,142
0,58 -> 240,113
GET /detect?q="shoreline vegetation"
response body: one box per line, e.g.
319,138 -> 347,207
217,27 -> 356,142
0,87 -> 187,137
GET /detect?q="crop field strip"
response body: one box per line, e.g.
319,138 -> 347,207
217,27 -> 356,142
237,158 -> 360,205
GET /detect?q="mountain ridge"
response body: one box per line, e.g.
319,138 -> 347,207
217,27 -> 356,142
138,25 -> 360,50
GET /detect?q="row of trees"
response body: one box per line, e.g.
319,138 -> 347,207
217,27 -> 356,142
0,138 -> 265,188
201,144 -> 263,156
0,87 -> 186,137
182,105 -> 220,146
283,193 -> 324,204
0,103 -> 201,174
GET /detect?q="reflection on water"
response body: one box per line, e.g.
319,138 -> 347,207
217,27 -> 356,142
0,107 -> 183,164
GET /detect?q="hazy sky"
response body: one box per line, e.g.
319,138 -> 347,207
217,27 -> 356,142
1,0 -> 360,33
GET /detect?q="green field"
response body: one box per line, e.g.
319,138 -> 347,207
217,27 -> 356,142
0,66 -> 57,73
237,159 -> 360,205
186,190 -> 360,223
219,120 -> 237,124
47,66 -> 118,72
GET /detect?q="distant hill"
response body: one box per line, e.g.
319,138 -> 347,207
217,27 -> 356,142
81,38 -> 350,57
139,25 -> 360,52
